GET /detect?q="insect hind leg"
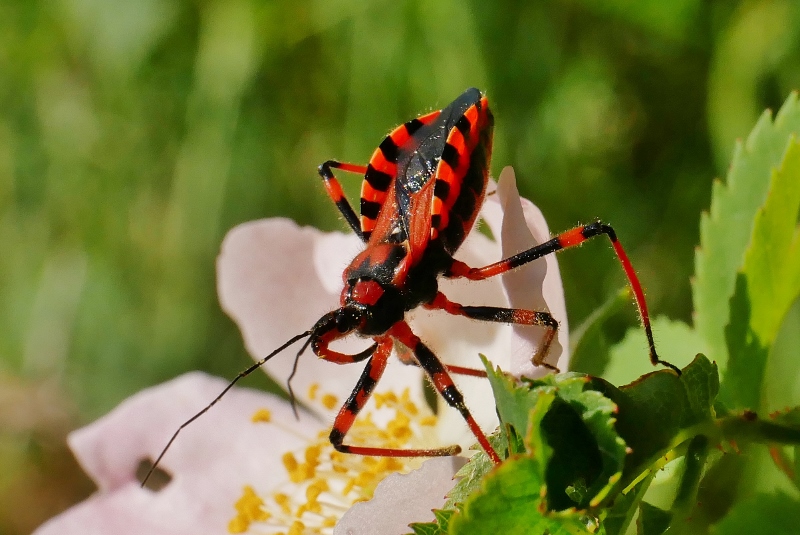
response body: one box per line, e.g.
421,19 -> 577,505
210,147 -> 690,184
447,221 -> 680,375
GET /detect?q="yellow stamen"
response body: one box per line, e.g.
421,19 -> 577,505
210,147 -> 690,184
251,408 -> 272,423
227,485 -> 270,533
273,492 -> 291,515
282,452 -> 298,474
288,520 -> 305,535
227,517 -> 248,534
229,387 -> 443,533
354,412 -> 374,428
352,470 -> 377,489
374,457 -> 404,473
305,444 -> 322,466
306,479 -> 329,500
419,415 -> 438,426
387,412 -> 413,443
373,391 -> 397,408
321,393 -> 338,410
404,401 -> 419,415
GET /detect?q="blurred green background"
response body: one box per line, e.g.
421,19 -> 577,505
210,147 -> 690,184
2,0 -> 800,533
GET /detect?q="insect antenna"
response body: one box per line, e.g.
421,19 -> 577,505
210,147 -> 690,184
140,329 -> 312,488
287,336 -> 313,420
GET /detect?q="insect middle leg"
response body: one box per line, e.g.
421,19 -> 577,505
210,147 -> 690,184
447,221 -> 680,374
394,341 -> 489,378
424,291 -> 559,371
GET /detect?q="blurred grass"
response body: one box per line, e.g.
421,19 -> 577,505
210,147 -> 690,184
1,0 -> 799,533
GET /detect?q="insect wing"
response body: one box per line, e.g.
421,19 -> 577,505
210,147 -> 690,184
360,111 -> 441,241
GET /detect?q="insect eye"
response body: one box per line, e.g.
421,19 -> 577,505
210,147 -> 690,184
351,279 -> 384,306
335,307 -> 362,332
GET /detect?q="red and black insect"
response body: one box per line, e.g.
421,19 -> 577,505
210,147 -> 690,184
144,87 -> 677,482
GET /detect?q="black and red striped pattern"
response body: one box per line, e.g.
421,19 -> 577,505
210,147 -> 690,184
360,111 -> 442,241
430,95 -> 493,250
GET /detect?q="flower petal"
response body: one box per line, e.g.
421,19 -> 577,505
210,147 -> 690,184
333,457 -> 466,535
35,372 -> 319,535
482,167 -> 570,377
217,218 -> 426,419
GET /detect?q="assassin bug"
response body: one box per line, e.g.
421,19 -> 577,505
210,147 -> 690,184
143,87 -> 678,484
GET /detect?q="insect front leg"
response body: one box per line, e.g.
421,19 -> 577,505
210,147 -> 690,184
318,160 -> 368,241
319,335 -> 461,458
309,314 -> 460,457
310,312 -> 376,365
425,291 -> 559,371
446,221 -> 680,374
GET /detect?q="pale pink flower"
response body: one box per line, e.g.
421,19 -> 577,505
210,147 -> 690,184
34,372 -> 320,534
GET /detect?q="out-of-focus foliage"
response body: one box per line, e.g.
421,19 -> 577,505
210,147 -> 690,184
2,1 -> 799,533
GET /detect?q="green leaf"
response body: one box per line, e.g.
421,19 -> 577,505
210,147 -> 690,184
637,502 -> 672,535
407,510 -> 454,535
693,92 -> 800,371
534,380 -> 626,509
487,355 -> 719,508
742,139 -> 800,343
712,136 -> 800,413
448,456 -> 592,535
569,287 -> 631,376
721,274 -> 768,410
612,355 -> 719,479
604,317 -> 706,387
695,452 -> 746,527
443,431 -> 506,509
711,492 -> 800,535
486,356 -> 628,510
483,354 -> 556,446
407,521 -> 443,535
446,357 -> 720,534
522,388 -> 557,480
721,138 -> 800,411
601,476 -> 655,535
